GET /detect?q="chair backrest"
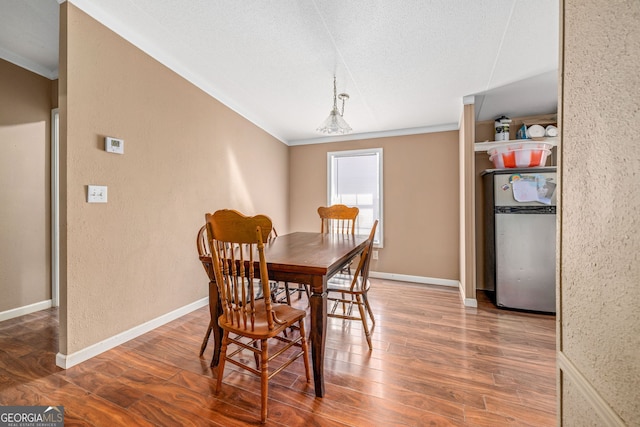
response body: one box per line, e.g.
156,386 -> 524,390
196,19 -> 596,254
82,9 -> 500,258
205,209 -> 276,331
350,220 -> 379,289
197,225 -> 214,280
197,225 -> 209,257
269,227 -> 278,243
318,204 -> 359,235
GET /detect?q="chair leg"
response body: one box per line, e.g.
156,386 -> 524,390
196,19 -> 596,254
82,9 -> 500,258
356,295 -> 373,350
362,292 -> 376,325
199,320 -> 213,356
340,292 -> 347,314
298,318 -> 311,382
253,340 -> 260,369
215,331 -> 230,393
283,282 -> 292,305
285,282 -> 308,302
260,339 -> 269,423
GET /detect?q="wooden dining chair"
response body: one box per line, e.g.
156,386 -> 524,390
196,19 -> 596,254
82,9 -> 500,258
318,203 -> 360,279
318,204 -> 359,235
326,219 -> 378,350
198,220 -> 280,361
270,226 -> 312,304
205,209 -> 310,423
196,224 -> 216,357
265,227 -> 295,305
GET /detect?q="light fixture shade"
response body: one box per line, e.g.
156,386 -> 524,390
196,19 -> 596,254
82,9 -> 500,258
317,106 -> 352,135
317,75 -> 352,135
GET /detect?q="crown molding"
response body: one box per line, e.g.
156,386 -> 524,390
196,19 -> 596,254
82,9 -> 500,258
288,123 -> 459,146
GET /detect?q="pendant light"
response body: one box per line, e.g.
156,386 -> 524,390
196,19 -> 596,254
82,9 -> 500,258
316,75 -> 352,135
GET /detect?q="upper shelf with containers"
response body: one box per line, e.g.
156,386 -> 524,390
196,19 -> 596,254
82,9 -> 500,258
474,137 -> 558,152
474,114 -> 559,168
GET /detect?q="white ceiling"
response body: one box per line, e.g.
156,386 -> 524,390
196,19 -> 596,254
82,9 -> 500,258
0,0 -> 559,145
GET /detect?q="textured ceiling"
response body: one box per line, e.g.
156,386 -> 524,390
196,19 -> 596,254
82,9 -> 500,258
0,0 -> 559,145
0,0 -> 60,79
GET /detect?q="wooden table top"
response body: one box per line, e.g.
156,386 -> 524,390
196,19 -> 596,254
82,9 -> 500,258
200,231 -> 369,279
263,231 -> 369,276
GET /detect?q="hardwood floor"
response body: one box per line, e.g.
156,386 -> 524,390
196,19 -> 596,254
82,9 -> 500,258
0,279 -> 556,426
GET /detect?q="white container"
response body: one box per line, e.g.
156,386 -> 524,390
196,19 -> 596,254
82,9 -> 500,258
494,116 -> 512,141
489,148 -> 552,169
487,141 -> 554,157
527,124 -> 546,139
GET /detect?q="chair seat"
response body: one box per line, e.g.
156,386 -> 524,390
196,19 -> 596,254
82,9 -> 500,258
256,280 -> 280,299
219,301 -> 307,339
327,273 -> 370,294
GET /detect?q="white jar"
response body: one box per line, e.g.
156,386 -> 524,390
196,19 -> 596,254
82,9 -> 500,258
494,116 -> 511,141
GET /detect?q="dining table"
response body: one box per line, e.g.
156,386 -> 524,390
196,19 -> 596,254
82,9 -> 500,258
200,231 -> 369,398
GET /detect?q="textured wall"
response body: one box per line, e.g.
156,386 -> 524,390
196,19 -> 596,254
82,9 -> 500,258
562,376 -> 605,427
560,0 -> 640,424
0,60 -> 52,312
289,131 -> 460,281
60,5 -> 288,354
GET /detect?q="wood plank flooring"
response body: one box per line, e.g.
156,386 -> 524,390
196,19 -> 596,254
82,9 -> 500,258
0,279 -> 556,426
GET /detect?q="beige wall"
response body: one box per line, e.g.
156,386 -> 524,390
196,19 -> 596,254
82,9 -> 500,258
559,0 -> 640,425
289,132 -> 460,281
0,59 -> 53,312
59,4 -> 288,354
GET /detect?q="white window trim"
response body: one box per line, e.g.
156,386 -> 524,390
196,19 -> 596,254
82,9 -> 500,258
327,148 -> 383,247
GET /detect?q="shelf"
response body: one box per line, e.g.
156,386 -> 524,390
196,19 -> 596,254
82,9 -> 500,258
522,118 -> 557,126
473,137 -> 559,152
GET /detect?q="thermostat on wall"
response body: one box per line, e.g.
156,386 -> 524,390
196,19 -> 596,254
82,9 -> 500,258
105,136 -> 124,154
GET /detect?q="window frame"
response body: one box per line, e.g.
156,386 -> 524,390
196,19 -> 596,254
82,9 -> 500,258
327,148 -> 383,247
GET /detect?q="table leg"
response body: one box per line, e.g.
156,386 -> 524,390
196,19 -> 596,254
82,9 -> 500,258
209,280 -> 223,368
309,276 -> 327,398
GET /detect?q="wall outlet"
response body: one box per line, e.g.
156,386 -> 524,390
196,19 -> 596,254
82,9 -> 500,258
105,136 -> 124,154
372,250 -> 379,260
87,185 -> 107,203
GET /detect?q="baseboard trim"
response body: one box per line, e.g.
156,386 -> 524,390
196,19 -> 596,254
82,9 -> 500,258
56,297 -> 209,369
369,271 -> 478,307
0,300 -> 52,322
369,271 -> 459,287
557,351 -> 625,426
459,283 -> 478,308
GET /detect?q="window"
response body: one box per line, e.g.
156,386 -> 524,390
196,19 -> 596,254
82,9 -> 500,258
327,148 -> 383,247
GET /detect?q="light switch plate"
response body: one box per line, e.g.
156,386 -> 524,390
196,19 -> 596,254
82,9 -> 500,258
105,137 -> 124,154
87,185 -> 107,203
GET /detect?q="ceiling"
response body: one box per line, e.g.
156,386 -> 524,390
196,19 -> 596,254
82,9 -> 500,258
0,0 -> 559,145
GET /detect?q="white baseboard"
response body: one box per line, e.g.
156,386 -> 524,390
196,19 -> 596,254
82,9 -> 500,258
557,352 -> 626,426
369,271 -> 459,287
462,298 -> 478,308
0,300 -> 52,322
56,297 -> 209,369
53,273 -> 478,368
369,271 -> 478,307
459,284 -> 478,308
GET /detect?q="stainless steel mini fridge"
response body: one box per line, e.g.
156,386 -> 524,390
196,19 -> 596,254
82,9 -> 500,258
482,167 -> 556,313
